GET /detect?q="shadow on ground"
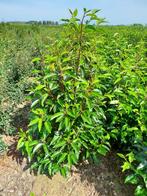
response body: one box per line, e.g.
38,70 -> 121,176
76,152 -> 135,196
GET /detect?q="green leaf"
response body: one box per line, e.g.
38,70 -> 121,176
110,100 -> 119,105
85,25 -> 96,31
32,57 -> 41,63
35,84 -> 45,91
122,162 -> 131,172
50,135 -> 60,146
31,99 -> 39,108
71,142 -> 80,159
44,121 -> 52,133
81,140 -> 88,149
135,185 -> 147,196
33,143 -> 44,154
50,112 -> 64,121
58,120 -> 65,131
73,9 -> 78,17
117,153 -> 126,160
70,152 -> 78,164
137,162 -> 147,170
25,141 -> 31,161
60,167 -> 67,177
43,144 -> 49,155
56,115 -> 64,123
38,118 -> 43,132
29,140 -> 39,147
51,151 -> 61,159
125,174 -> 138,184
58,153 -> 67,164
17,137 -> 24,149
41,94 -> 48,106
54,140 -> 66,149
97,145 -> 109,156
81,114 -> 91,124
28,118 -> 39,127
65,117 -> 70,131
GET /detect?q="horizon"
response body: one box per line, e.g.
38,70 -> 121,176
0,0 -> 147,25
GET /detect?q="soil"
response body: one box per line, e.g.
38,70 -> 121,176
0,136 -> 135,196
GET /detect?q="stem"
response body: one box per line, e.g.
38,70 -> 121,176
74,12 -> 86,103
76,12 -> 86,74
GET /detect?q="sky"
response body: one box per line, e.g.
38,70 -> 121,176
0,0 -> 147,25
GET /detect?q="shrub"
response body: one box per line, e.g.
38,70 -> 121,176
18,9 -> 147,195
18,9 -> 110,176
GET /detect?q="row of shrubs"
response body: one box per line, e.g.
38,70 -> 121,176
0,24 -> 60,138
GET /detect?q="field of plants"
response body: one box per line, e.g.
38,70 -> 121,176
0,9 -> 147,196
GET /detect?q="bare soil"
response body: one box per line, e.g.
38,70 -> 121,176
0,136 -> 135,196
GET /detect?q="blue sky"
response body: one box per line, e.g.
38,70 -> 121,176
0,0 -> 147,25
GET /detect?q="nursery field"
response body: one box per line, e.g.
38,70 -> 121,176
0,10 -> 147,196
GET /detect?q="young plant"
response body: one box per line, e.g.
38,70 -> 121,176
18,9 -> 110,176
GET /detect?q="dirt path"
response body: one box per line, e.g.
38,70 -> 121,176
0,137 -> 134,196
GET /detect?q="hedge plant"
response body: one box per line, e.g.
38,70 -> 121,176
18,9 -> 147,195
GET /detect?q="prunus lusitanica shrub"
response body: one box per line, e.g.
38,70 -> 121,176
18,9 -> 147,195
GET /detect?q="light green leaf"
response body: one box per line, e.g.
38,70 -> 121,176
28,118 -> 39,127
31,99 -> 39,108
33,143 -> 43,154
32,57 -> 41,63
54,140 -> 66,149
60,167 -> 67,177
50,135 -> 60,146
38,118 -> 43,132
44,121 -> 52,133
65,117 -> 70,130
81,114 -> 91,125
17,138 -> 24,149
35,84 -> 45,91
71,142 -> 80,158
29,140 -> 39,147
110,100 -> 119,105
73,9 -> 78,17
50,112 -> 64,120
41,94 -> 48,106
51,151 -> 61,159
70,152 -> 78,164
122,162 -> 131,172
58,153 -> 67,164
117,153 -> 126,160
